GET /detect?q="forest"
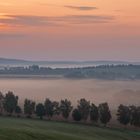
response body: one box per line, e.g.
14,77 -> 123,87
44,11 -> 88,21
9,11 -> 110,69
0,64 -> 140,80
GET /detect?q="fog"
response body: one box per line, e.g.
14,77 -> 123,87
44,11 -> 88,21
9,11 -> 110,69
0,78 -> 140,109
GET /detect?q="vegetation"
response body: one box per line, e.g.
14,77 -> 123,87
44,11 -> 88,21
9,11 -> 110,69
72,109 -> 82,122
24,99 -> 35,118
1,64 -> 140,80
60,99 -> 73,120
35,103 -> 45,120
77,98 -> 90,121
44,98 -> 59,119
15,106 -> 22,117
117,105 -> 140,127
0,91 -> 140,129
98,103 -> 112,126
3,92 -> 18,116
117,105 -> 131,126
130,106 -> 140,127
90,103 -> 99,123
0,92 -> 4,115
0,117 -> 140,140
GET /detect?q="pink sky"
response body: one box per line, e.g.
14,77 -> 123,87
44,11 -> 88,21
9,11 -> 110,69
0,0 -> 140,61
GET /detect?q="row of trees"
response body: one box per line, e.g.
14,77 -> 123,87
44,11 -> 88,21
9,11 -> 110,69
117,105 -> 140,127
0,91 -> 140,127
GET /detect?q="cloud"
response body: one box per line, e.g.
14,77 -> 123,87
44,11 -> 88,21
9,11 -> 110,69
48,15 -> 114,24
0,15 -> 50,26
0,15 -> 114,27
40,3 -> 97,11
64,5 -> 97,11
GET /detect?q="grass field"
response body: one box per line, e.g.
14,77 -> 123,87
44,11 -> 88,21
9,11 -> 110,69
0,117 -> 140,140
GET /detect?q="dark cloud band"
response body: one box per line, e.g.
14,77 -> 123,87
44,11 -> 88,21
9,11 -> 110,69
64,5 -> 97,11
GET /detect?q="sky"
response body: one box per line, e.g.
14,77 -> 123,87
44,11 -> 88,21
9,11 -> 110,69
0,0 -> 140,61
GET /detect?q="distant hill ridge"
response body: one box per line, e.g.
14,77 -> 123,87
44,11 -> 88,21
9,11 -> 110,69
0,57 -> 140,66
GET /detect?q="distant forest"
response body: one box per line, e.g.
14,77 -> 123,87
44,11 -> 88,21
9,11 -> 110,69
0,65 -> 140,80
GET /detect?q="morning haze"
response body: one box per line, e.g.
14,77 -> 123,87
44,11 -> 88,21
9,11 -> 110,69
0,78 -> 140,109
0,0 -> 140,140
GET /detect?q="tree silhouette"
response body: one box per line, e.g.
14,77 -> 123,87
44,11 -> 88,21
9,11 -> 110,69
77,98 -> 90,121
72,109 -> 82,122
36,103 -> 46,120
24,99 -> 35,118
15,106 -> 22,117
3,91 -> 18,116
0,92 -> 4,115
98,103 -> 111,126
117,105 -> 130,126
90,103 -> 99,124
60,99 -> 73,120
44,98 -> 59,119
129,106 -> 140,127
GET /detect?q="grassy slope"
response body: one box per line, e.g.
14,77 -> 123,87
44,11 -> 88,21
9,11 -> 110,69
0,117 -> 140,140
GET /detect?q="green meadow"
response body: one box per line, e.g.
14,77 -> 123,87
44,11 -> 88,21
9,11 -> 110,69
0,117 -> 139,140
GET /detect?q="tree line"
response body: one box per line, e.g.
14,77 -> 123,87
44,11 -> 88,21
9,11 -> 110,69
1,64 -> 140,80
0,91 -> 140,128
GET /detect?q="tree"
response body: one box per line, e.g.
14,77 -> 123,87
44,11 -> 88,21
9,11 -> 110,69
53,101 -> 60,115
44,98 -> 59,119
0,92 -> 4,115
117,105 -> 130,126
60,99 -> 73,120
15,106 -> 22,117
90,103 -> 99,123
98,103 -> 111,126
24,99 -> 35,118
72,109 -> 82,122
77,98 -> 90,121
129,106 -> 140,127
3,91 -> 18,116
36,103 -> 45,120
44,98 -> 52,119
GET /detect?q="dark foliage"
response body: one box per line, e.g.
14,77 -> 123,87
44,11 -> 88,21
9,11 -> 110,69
77,98 -> 90,121
98,103 -> 111,126
90,103 -> 99,123
3,91 -> 18,116
117,105 -> 131,126
44,98 -> 59,119
60,99 -> 73,119
0,91 -> 140,128
0,92 -> 4,115
129,106 -> 140,127
24,99 -> 35,118
1,64 -> 140,80
72,109 -> 82,122
15,106 -> 22,117
36,103 -> 46,119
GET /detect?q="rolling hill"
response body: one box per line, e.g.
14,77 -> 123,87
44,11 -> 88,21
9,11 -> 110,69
0,117 -> 140,140
0,57 -> 140,67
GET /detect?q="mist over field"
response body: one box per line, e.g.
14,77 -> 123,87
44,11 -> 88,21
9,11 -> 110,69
0,78 -> 139,109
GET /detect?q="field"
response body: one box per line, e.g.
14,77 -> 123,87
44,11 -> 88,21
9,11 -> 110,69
0,117 -> 140,140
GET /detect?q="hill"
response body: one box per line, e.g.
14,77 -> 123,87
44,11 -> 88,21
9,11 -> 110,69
0,117 -> 140,140
0,58 -> 30,65
1,57 -> 140,66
